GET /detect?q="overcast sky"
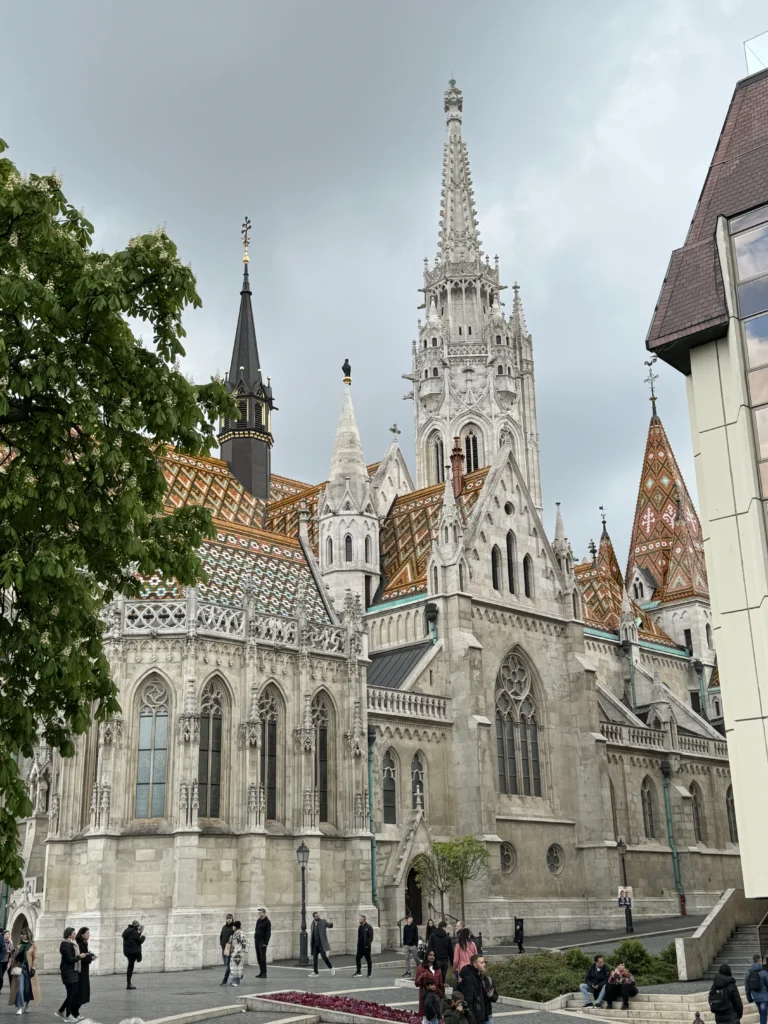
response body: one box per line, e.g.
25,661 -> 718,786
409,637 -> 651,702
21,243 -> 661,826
3,0 -> 766,566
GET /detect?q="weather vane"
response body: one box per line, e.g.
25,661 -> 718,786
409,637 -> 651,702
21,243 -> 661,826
389,424 -> 401,437
241,216 -> 252,263
599,505 -> 607,528
644,355 -> 659,417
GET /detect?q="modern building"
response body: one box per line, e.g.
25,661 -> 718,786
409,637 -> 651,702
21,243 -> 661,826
9,82 -> 741,974
646,66 -> 768,898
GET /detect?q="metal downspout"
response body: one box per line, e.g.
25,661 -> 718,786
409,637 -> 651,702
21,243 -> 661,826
661,760 -> 685,912
367,725 -> 378,910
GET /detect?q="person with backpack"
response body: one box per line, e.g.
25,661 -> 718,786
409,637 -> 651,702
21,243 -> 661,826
745,954 -> 768,1024
122,921 -> 145,991
427,922 -> 453,984
709,963 -> 744,1023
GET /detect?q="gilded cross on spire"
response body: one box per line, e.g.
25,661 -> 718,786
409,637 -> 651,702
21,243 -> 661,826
241,216 -> 252,264
644,355 -> 659,418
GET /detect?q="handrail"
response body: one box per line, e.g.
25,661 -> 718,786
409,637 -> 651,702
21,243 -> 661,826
758,910 -> 768,960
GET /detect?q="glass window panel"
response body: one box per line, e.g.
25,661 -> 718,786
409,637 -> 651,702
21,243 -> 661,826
734,223 -> 768,279
495,713 -> 506,794
200,715 -> 209,750
151,783 -> 165,818
211,749 -> 221,787
505,719 -> 517,795
198,782 -> 208,817
530,722 -> 541,797
738,277 -> 768,318
138,716 -> 152,749
135,785 -> 149,819
210,786 -> 220,818
152,748 -> 167,785
745,314 -> 768,368
731,205 -> 768,234
755,407 -> 768,460
520,720 -> 531,796
266,720 -> 277,819
154,715 -> 167,751
137,749 -> 151,784
760,461 -> 768,498
749,367 -> 768,405
383,777 -> 397,824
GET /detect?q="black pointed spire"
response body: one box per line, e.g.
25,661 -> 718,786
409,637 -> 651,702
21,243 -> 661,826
219,217 -> 275,501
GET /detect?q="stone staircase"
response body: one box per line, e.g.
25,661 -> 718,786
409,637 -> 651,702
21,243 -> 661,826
563,991 -> 759,1021
704,924 -> 761,978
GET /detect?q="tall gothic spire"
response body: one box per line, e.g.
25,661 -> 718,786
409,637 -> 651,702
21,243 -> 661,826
511,282 -> 529,338
326,361 -> 370,510
439,80 -> 481,262
218,217 -> 275,500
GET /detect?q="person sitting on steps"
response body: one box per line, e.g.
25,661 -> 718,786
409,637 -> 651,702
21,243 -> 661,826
605,962 -> 637,1011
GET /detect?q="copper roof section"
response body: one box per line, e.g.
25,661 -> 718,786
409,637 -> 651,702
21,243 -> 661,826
647,67 -> 768,372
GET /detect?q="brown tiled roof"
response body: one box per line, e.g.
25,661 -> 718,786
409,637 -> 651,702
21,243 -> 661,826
270,473 -> 313,503
160,450 -> 267,528
647,67 -> 768,371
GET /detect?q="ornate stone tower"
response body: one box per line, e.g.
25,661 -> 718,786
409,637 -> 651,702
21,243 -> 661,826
318,361 -> 381,611
218,217 -> 275,500
406,81 -> 542,511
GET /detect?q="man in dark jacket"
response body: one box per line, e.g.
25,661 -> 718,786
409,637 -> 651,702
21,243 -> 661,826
427,921 -> 453,982
308,911 -> 335,977
354,915 -> 374,977
745,954 -> 768,1024
254,908 -> 271,979
579,954 -> 609,1008
709,964 -> 744,1023
444,990 -> 476,1024
220,914 -> 234,985
403,916 -> 419,977
122,920 -> 145,990
513,919 -> 524,955
459,956 -> 491,1024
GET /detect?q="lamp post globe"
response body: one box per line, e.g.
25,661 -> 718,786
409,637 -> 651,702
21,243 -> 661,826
296,841 -> 310,966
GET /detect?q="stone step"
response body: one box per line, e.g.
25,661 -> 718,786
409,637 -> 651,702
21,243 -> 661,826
564,1005 -> 759,1022
563,997 -> 755,1013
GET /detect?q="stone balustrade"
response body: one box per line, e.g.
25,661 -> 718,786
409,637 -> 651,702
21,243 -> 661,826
367,687 -> 450,722
600,721 -> 729,760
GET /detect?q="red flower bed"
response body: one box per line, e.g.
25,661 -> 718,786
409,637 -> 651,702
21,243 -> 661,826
266,991 -> 421,1024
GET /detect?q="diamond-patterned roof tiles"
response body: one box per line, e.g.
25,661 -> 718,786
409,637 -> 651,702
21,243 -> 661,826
160,450 -> 267,529
625,414 -> 708,603
378,468 -> 487,602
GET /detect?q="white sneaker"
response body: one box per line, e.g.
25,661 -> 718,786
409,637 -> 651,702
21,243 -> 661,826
308,972 -> 318,977
331,967 -> 336,976
16,1010 -> 23,1016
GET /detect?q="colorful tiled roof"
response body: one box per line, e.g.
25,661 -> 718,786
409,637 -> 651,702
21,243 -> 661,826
140,524 -> 330,621
270,473 -> 313,503
264,484 -> 323,555
575,527 -> 678,646
160,450 -> 267,529
378,468 -> 488,602
625,414 -> 708,603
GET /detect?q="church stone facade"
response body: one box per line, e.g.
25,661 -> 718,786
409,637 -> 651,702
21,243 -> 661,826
11,82 -> 741,973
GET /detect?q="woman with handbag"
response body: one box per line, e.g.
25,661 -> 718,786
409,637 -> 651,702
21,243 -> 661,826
8,927 -> 41,1015
75,928 -> 95,1014
58,927 -> 84,1022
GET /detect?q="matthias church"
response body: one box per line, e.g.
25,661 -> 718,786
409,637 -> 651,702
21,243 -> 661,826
12,81 -> 739,972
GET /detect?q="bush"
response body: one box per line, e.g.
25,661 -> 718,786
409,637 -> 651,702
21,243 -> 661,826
491,940 -> 678,1003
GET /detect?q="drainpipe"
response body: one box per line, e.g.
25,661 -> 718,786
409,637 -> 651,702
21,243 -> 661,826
620,639 -> 637,711
692,659 -> 708,720
367,725 -> 378,911
661,760 -> 685,914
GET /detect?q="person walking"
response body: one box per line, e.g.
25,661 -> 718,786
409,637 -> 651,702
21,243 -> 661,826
709,964 -> 743,1022
453,928 -> 477,984
427,921 -> 453,983
228,922 -> 247,987
122,920 -> 145,990
415,950 -> 444,1017
425,919 -> 435,944
8,927 -> 40,1016
58,927 -> 83,1023
220,913 -> 235,985
4,933 -> 14,994
354,915 -> 374,978
476,956 -> 498,1024
579,954 -> 609,1009
254,908 -> 271,979
308,912 -> 335,977
0,927 -> 7,993
458,955 -> 486,1024
403,916 -> 419,977
444,990 -> 476,1024
513,919 -> 525,955
745,954 -> 768,1024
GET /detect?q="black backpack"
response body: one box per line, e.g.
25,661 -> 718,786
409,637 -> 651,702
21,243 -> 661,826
749,969 -> 764,994
709,985 -> 732,1014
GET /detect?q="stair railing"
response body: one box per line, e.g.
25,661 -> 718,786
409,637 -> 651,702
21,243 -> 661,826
758,912 -> 768,960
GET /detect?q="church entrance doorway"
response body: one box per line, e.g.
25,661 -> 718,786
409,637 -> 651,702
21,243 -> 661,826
11,913 -> 28,943
406,866 -> 423,925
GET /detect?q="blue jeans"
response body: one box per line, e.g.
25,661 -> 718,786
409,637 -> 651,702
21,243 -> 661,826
579,982 -> 606,1005
221,951 -> 231,984
754,999 -> 768,1024
14,967 -> 30,1009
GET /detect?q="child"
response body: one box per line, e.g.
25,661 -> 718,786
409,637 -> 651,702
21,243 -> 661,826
692,1014 -> 703,1023
423,979 -> 442,1024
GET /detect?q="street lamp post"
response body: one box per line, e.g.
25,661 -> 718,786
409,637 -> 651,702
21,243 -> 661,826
615,838 -> 634,935
296,841 -> 310,966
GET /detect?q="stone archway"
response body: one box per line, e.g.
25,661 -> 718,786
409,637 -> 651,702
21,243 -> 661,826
10,912 -> 28,944
406,866 -> 423,925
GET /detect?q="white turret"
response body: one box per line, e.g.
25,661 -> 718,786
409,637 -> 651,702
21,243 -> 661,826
318,361 -> 380,611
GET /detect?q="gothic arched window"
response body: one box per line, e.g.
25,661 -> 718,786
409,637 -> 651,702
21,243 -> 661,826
345,534 -> 353,562
431,565 -> 438,594
365,535 -> 372,563
641,777 -> 656,839
459,562 -> 466,590
136,678 -> 169,819
312,693 -> 331,823
690,782 -> 706,843
726,786 -> 738,843
523,554 -> 534,598
491,545 -> 501,591
495,334 -> 502,344
326,536 -> 333,564
432,367 -> 439,377
383,750 -> 397,824
259,687 -> 280,821
198,679 -> 224,819
411,753 -> 425,809
429,432 -> 445,485
464,429 -> 481,473
497,364 -> 503,375
494,650 -> 543,798
706,622 -> 714,648
506,531 -> 517,594
572,590 -> 580,619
